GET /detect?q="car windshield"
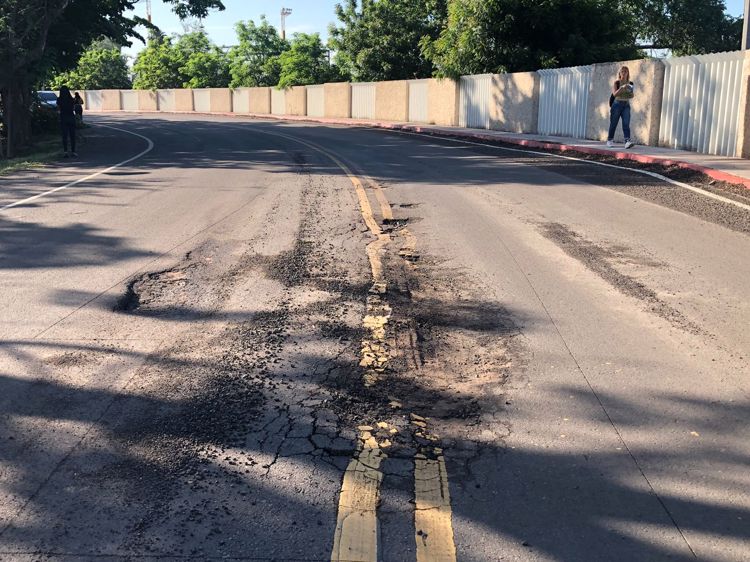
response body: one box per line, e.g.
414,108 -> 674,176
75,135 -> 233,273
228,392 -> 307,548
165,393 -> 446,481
39,92 -> 57,102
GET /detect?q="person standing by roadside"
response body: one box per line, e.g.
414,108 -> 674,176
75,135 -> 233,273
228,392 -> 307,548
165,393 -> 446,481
56,86 -> 77,158
73,92 -> 84,125
607,66 -> 635,149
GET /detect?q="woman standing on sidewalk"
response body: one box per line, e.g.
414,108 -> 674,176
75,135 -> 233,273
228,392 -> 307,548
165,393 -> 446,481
607,66 -> 635,149
56,86 -> 77,158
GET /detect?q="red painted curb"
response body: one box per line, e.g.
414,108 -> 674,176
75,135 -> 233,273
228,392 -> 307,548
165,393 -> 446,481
97,109 -> 750,190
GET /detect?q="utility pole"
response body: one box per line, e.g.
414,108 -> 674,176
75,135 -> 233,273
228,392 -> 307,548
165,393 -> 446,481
280,7 -> 292,40
744,0 -> 750,49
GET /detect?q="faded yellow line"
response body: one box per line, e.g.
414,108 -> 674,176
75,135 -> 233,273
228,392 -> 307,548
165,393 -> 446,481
253,129 -> 457,561
414,450 -> 457,562
331,431 -> 386,562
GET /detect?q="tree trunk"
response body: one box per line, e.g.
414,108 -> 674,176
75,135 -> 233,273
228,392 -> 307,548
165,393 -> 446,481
1,81 -> 33,158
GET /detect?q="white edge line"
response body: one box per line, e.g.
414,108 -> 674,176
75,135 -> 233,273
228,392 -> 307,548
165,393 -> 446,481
1,124 -> 155,212
394,130 -> 750,212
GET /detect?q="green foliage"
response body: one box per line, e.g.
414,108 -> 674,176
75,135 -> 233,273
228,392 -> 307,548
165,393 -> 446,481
277,33 -> 338,89
228,17 -> 289,87
0,0 -> 224,156
180,49 -> 230,88
424,0 -> 643,78
132,35 -> 183,89
132,29 -> 229,89
630,0 -> 741,55
49,42 -> 131,90
329,0 -> 447,82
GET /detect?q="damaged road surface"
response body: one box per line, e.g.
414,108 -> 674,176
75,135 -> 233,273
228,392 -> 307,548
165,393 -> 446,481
1,114 -> 749,562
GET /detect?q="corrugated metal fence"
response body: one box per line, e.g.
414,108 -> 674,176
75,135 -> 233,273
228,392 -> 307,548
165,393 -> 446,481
307,85 -> 325,117
459,74 -> 492,129
659,51 -> 744,156
352,83 -> 376,119
408,79 -> 429,123
271,89 -> 286,115
537,65 -> 592,138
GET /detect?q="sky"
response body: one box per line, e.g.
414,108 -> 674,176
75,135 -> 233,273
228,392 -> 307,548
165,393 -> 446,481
123,0 -> 749,61
123,0 -> 341,60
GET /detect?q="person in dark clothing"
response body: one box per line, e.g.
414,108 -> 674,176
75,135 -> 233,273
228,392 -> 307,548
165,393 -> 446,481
73,92 -> 84,124
56,86 -> 77,157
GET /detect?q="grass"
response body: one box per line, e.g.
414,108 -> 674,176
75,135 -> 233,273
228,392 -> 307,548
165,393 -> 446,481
0,133 -> 61,175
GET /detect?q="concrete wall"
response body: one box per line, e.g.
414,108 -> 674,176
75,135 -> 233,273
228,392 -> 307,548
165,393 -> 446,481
325,83 -> 352,118
586,58 -> 665,145
174,89 -> 194,112
209,88 -> 232,113
490,72 -> 539,133
193,89 -> 211,112
157,90 -> 175,112
427,79 -> 459,126
138,90 -> 158,111
249,87 -> 271,114
85,90 -> 102,111
285,86 -> 307,116
375,80 -> 409,122
120,90 -> 139,111
232,88 -> 249,113
101,90 -> 121,111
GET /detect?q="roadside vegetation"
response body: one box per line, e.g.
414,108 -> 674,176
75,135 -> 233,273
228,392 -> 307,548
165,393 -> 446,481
0,0 -> 743,160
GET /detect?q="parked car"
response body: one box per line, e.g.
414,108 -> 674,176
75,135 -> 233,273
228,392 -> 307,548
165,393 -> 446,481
36,91 -> 58,110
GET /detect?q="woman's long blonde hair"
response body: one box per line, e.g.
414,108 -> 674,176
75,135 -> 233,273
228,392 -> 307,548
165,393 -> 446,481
618,66 -> 631,82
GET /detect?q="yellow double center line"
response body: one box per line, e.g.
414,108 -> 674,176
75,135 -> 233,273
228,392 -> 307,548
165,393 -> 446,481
253,128 -> 456,562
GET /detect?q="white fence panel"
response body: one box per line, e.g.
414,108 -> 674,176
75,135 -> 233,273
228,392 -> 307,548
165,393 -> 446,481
307,85 -> 325,117
659,51 -> 743,156
85,90 -> 102,111
408,79 -> 429,123
271,88 -> 286,115
459,75 -> 492,129
537,65 -> 592,138
120,90 -> 138,111
193,89 -> 210,112
352,83 -> 376,119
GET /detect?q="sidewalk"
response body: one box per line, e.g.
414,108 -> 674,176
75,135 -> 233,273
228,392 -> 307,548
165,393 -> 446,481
242,112 -> 750,190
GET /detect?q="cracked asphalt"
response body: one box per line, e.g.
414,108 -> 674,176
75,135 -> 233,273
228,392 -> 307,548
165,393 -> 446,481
0,113 -> 748,562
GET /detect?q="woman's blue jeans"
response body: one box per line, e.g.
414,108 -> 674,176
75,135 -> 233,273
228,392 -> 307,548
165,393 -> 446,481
608,101 -> 631,141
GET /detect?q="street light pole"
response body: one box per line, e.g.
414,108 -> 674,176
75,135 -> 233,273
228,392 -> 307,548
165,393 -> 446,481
280,8 -> 292,41
743,0 -> 750,49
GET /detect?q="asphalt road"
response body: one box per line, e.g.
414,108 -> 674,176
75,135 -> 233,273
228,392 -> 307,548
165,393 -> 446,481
0,113 -> 748,562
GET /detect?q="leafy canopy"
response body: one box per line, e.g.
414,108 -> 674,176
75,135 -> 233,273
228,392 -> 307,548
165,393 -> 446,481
277,33 -> 338,89
49,39 -> 132,90
424,0 -> 643,78
329,0 -> 447,82
132,29 -> 230,89
629,0 -> 741,55
227,17 -> 289,87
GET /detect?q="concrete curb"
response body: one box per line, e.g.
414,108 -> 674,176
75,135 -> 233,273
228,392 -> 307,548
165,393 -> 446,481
100,110 -> 750,190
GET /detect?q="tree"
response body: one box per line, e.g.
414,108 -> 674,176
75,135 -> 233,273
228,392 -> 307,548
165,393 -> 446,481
329,0 -> 447,82
132,34 -> 183,89
0,0 -> 224,156
180,49 -> 230,88
132,28 -> 229,89
49,40 -> 132,90
424,0 -> 642,78
227,17 -> 289,87
630,0 -> 741,55
277,33 -> 338,89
